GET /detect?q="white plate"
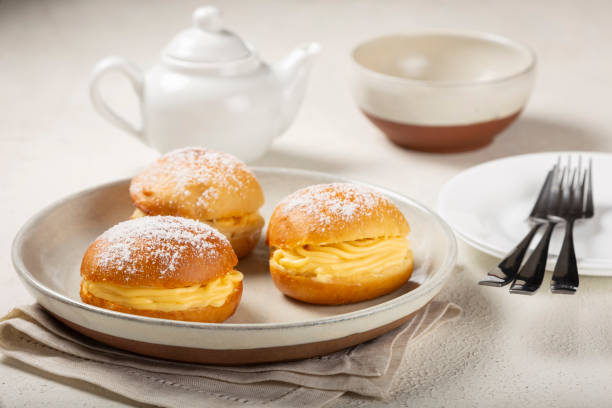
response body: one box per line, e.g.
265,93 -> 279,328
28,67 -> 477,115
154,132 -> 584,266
12,167 -> 456,364
438,152 -> 612,276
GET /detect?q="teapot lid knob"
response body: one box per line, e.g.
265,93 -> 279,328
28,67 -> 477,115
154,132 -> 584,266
163,5 -> 258,68
193,6 -> 223,32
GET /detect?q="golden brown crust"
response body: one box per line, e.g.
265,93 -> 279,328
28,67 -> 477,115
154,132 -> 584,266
129,148 -> 264,220
80,281 -> 243,323
267,183 -> 410,247
80,216 -> 237,288
269,251 -> 414,305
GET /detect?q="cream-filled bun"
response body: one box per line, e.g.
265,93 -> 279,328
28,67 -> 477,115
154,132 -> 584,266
129,147 -> 265,258
80,216 -> 242,322
267,183 -> 413,305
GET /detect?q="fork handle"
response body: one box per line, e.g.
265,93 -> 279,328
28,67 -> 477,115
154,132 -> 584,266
479,223 -> 543,287
510,221 -> 557,294
551,219 -> 579,294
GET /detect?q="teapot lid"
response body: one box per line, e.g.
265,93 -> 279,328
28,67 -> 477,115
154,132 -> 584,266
163,6 -> 256,66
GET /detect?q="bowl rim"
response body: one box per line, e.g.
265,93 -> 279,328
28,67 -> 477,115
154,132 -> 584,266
350,30 -> 537,88
11,167 -> 457,332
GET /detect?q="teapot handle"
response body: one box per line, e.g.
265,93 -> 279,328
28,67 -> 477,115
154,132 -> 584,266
89,56 -> 145,140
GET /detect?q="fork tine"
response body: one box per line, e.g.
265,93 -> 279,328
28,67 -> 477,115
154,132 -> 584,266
529,168 -> 554,218
585,158 -> 594,217
570,165 -> 580,214
579,169 -> 586,209
576,156 -> 586,214
551,160 -> 567,215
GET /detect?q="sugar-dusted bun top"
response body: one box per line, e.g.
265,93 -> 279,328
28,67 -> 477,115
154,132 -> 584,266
81,216 -> 237,288
267,183 -> 410,247
130,147 -> 264,220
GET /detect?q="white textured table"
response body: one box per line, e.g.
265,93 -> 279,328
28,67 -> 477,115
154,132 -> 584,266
2,0 -> 612,406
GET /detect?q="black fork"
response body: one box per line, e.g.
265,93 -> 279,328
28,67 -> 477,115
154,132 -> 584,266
550,158 -> 595,294
479,168 -> 555,287
509,163 -> 564,294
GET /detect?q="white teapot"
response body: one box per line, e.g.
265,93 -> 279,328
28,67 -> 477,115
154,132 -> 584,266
90,6 -> 320,162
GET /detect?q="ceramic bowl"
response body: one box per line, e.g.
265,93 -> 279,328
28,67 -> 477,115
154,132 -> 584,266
350,31 -> 536,152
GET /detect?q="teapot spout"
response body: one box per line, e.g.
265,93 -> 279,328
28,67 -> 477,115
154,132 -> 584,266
273,42 -> 321,135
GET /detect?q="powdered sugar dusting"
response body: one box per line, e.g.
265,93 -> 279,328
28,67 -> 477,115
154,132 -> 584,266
278,183 -> 389,230
131,147 -> 253,207
94,216 -> 227,281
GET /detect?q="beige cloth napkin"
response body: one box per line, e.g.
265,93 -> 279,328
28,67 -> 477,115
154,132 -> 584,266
0,302 -> 461,407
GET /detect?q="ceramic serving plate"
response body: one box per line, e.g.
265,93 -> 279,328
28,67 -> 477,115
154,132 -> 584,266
438,152 -> 612,276
12,168 -> 456,365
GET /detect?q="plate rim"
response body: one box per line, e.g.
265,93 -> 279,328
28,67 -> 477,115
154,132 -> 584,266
12,166 -> 457,331
438,150 -> 612,272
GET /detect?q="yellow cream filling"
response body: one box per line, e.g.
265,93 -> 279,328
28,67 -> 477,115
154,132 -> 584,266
82,270 -> 243,312
271,237 -> 411,283
207,212 -> 264,238
131,209 -> 263,238
130,208 -> 147,219
209,212 -> 263,229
